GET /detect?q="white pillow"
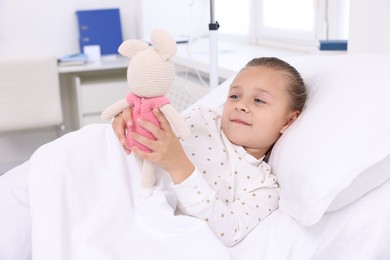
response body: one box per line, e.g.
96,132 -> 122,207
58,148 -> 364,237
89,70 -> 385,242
269,54 -> 390,226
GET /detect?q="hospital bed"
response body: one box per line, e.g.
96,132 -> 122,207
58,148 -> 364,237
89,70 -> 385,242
0,53 -> 389,260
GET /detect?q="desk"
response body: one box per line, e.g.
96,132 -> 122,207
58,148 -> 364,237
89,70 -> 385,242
58,55 -> 129,74
58,55 -> 129,131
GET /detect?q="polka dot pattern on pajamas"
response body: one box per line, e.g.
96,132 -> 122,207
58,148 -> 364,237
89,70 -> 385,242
172,107 -> 279,246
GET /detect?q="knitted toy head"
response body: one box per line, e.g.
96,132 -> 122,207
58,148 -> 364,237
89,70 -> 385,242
119,28 -> 177,98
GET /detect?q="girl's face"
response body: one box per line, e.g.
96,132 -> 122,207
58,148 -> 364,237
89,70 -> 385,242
221,66 -> 299,159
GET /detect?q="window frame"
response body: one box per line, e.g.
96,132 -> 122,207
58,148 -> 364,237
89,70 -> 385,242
215,0 -> 349,52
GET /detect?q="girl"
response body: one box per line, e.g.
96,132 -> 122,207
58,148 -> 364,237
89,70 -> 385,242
0,57 -> 306,259
112,57 -> 307,246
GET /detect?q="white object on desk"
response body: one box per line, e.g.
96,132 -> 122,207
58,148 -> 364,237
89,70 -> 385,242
83,45 -> 101,64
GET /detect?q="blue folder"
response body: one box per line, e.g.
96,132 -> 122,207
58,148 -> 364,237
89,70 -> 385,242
76,8 -> 123,55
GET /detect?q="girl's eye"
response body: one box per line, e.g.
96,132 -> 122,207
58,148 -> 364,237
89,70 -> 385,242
254,98 -> 266,104
229,94 -> 239,100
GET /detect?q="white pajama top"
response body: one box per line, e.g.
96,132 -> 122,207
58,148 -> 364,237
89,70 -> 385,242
171,107 -> 279,247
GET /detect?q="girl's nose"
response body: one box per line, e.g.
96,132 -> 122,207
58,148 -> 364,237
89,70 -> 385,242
235,102 -> 249,113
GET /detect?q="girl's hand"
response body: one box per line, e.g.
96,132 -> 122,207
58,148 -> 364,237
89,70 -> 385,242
130,108 -> 195,184
112,107 -> 133,154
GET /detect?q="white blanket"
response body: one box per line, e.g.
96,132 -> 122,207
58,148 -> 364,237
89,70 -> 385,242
28,124 -> 390,260
29,124 -> 229,260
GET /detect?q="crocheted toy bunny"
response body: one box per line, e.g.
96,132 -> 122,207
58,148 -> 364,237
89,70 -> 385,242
101,29 -> 190,197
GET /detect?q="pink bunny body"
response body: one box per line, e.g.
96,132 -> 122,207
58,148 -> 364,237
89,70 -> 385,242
126,93 -> 170,152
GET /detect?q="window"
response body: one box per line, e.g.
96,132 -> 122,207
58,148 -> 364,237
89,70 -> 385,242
214,0 -> 349,51
326,0 -> 350,40
215,0 -> 251,38
262,0 -> 314,31
258,0 -> 316,47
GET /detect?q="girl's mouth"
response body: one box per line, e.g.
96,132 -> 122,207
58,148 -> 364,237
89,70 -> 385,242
231,119 -> 250,126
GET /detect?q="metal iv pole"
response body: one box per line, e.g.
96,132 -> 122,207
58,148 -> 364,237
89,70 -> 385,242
209,0 -> 219,89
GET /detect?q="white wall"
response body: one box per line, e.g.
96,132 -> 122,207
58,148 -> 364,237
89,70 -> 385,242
0,0 -> 139,57
0,0 -> 210,57
348,0 -> 390,53
139,0 -> 209,40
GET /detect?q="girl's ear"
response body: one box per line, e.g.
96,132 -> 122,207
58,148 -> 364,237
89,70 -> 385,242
280,110 -> 300,134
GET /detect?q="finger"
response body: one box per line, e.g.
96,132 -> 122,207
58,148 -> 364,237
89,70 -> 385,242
112,113 -> 132,154
131,146 -> 151,160
153,108 -> 172,132
113,113 -> 127,144
136,118 -> 164,140
123,143 -> 132,155
130,131 -> 156,152
122,107 -> 133,127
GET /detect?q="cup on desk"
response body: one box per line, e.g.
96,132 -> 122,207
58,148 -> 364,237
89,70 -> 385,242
83,45 -> 101,64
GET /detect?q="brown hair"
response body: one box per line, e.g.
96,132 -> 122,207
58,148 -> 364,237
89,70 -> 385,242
244,57 -> 307,112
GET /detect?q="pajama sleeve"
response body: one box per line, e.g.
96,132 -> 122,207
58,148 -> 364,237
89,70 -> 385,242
171,167 -> 279,247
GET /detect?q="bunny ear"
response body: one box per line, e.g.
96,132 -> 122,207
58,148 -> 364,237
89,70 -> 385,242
151,29 -> 177,61
118,39 -> 149,58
